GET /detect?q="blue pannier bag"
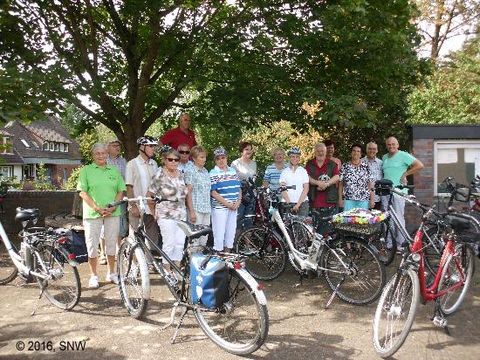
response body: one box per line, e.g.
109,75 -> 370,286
190,254 -> 229,309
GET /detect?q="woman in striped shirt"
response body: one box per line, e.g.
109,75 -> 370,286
209,147 -> 242,252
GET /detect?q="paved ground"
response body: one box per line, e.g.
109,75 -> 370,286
1,259 -> 479,360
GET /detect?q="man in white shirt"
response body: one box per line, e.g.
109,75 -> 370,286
125,136 -> 159,238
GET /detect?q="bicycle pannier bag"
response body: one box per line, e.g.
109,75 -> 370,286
70,229 -> 88,263
190,254 -> 229,309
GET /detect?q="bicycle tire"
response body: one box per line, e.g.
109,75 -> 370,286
117,239 -> 150,319
321,237 -> 386,305
235,226 -> 287,281
438,243 -> 475,315
372,268 -> 419,358
290,220 -> 314,255
0,239 -> 18,285
36,243 -> 81,310
194,268 -> 269,355
369,221 -> 396,266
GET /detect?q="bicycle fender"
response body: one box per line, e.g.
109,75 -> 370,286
235,267 -> 268,306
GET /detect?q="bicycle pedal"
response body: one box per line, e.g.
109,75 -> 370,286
432,315 -> 448,328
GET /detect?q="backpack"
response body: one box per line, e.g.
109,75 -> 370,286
190,254 -> 229,309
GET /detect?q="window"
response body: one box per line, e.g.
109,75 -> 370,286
434,140 -> 480,195
54,142 -> 60,151
20,139 -> 30,148
0,166 -> 13,179
49,142 -> 54,151
43,141 -> 49,151
64,143 -> 69,152
1,136 -> 12,154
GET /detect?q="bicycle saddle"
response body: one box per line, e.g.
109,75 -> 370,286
175,220 -> 212,239
445,214 -> 472,232
15,207 -> 40,222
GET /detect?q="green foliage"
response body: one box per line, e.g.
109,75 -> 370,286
63,166 -> 83,191
1,0 -> 424,158
77,130 -> 99,164
408,36 -> 480,124
33,163 -> 55,191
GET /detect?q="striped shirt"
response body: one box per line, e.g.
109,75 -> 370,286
210,166 -> 241,209
362,156 -> 383,202
107,156 -> 127,180
263,162 -> 288,192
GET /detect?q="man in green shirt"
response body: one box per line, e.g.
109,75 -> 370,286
77,143 -> 126,288
381,136 -> 424,249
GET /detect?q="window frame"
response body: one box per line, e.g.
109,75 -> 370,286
433,140 -> 480,196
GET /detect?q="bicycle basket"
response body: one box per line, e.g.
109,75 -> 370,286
332,209 -> 387,236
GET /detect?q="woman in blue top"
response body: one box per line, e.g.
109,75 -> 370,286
210,147 -> 242,252
185,145 -> 211,246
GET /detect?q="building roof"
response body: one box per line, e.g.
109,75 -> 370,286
0,117 -> 82,164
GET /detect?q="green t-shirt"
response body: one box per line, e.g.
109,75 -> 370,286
77,163 -> 126,219
382,150 -> 416,187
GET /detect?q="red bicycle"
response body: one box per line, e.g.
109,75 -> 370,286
372,194 -> 475,358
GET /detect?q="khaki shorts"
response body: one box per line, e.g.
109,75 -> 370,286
83,216 -> 120,258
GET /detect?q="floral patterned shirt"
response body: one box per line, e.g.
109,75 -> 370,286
148,168 -> 188,220
339,161 -> 373,201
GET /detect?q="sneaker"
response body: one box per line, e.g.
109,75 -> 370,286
99,256 -> 107,265
106,273 -> 119,285
88,275 -> 99,289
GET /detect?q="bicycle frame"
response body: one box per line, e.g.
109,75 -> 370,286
410,228 -> 466,302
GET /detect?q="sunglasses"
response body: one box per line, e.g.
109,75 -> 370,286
178,150 -> 190,155
166,158 -> 179,162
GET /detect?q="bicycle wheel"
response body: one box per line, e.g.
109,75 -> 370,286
372,268 -> 419,358
0,239 -> 18,285
290,220 -> 314,254
36,243 -> 81,310
117,239 -> 150,319
194,268 -> 269,355
321,237 -> 386,305
235,226 -> 287,281
369,221 -> 396,266
438,243 -> 475,315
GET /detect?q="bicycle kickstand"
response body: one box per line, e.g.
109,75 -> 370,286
432,300 -> 450,336
325,276 -> 346,309
31,280 -> 47,316
160,302 -> 180,330
171,307 -> 188,344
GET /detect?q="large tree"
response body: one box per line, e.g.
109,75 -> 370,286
407,35 -> 480,124
1,0 -> 423,158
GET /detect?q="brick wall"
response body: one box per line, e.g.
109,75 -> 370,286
406,138 -> 434,231
0,190 -> 76,234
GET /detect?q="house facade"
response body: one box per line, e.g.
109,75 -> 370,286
0,118 -> 82,187
405,124 -> 480,228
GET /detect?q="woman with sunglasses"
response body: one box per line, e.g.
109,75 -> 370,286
147,147 -> 189,270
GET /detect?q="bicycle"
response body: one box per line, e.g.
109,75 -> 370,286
372,186 -> 475,358
0,207 -> 81,312
236,185 -> 386,307
112,196 -> 269,355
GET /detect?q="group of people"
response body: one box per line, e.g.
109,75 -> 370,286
77,113 -> 424,289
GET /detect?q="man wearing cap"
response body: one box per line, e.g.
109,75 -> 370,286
125,136 -> 159,237
160,113 -> 197,150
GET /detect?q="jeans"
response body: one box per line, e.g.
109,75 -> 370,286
237,200 -> 255,229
